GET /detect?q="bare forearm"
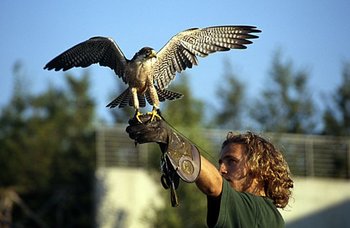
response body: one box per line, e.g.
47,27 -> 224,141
195,155 -> 222,197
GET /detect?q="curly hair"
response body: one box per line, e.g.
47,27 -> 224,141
222,131 -> 294,208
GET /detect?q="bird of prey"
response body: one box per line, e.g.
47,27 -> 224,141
44,25 -> 261,121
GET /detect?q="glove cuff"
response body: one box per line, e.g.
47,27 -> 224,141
165,131 -> 201,183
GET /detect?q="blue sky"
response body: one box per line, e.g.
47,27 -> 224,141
1,1 -> 349,123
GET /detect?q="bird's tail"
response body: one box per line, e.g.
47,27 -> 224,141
106,88 -> 147,109
107,87 -> 182,109
146,86 -> 183,105
106,88 -> 130,108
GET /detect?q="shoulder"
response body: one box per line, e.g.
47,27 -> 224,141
208,180 -> 285,228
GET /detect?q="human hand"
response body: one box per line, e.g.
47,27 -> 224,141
126,114 -> 170,145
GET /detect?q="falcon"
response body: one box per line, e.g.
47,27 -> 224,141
44,25 -> 261,121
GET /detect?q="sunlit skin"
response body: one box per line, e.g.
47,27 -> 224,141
219,144 -> 249,191
196,143 -> 265,197
219,144 -> 265,195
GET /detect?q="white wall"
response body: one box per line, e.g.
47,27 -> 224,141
280,177 -> 350,228
95,167 -> 163,228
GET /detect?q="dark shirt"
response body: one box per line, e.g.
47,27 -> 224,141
207,180 -> 285,228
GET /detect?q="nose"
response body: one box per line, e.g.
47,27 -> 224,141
219,162 -> 227,175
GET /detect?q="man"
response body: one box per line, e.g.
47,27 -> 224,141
126,115 -> 294,227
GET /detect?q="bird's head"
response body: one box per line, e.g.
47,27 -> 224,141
133,47 -> 157,61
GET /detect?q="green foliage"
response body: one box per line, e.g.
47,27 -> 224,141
250,50 -> 316,133
323,62 -> 350,136
0,66 -> 96,227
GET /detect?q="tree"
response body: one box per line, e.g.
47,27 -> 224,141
250,50 -> 316,133
323,62 -> 350,136
213,59 -> 246,130
0,65 -> 96,227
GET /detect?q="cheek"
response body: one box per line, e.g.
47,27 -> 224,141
229,164 -> 247,180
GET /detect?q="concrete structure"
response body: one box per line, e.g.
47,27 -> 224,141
281,177 -> 350,228
95,168 -> 162,228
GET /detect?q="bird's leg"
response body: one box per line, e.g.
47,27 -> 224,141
146,85 -> 162,121
131,88 -> 144,123
147,106 -> 162,121
134,109 -> 143,123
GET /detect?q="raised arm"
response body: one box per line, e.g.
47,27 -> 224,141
126,115 -> 224,197
196,155 -> 223,197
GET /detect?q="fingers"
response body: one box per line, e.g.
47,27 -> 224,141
128,114 -> 152,125
126,113 -> 168,144
125,125 -> 138,140
125,119 -> 158,142
126,127 -> 161,144
126,114 -> 152,140
126,121 -> 166,144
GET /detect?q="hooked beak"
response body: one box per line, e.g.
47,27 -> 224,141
150,49 -> 157,58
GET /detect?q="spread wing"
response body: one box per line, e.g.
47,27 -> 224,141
44,37 -> 128,83
153,26 -> 261,89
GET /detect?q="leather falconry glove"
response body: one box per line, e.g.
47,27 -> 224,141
126,114 -> 201,183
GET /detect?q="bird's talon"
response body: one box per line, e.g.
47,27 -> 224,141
135,111 -> 143,123
147,109 -> 162,121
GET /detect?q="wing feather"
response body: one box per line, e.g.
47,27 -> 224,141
153,26 -> 260,89
44,37 -> 128,83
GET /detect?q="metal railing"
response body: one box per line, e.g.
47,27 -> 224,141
96,125 -> 350,179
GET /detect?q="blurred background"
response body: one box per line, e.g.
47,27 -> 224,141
1,1 -> 349,227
